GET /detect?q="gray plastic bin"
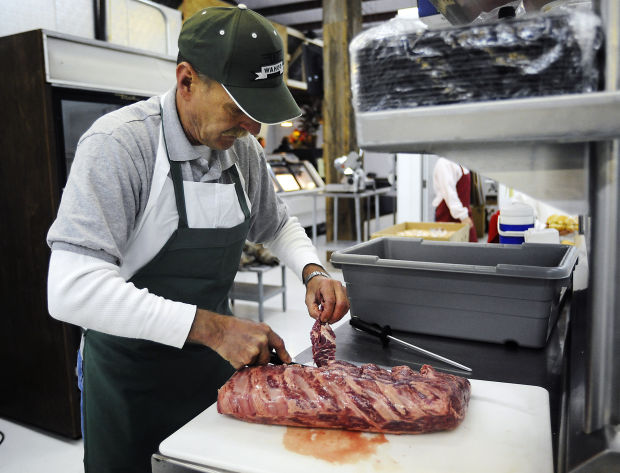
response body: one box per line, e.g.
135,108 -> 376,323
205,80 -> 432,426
331,238 -> 578,348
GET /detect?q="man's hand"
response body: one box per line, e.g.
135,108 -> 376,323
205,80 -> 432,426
303,265 -> 349,324
187,309 -> 291,369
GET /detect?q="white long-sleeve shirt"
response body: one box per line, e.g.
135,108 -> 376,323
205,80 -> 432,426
47,217 -> 316,348
431,157 -> 470,221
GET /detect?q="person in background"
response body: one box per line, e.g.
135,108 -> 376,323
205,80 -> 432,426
273,136 -> 292,154
257,136 -> 266,148
432,157 -> 478,242
46,6 -> 349,472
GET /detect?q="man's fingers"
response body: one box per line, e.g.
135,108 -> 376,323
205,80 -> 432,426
268,330 -> 291,364
212,317 -> 287,368
231,360 -> 246,370
241,343 -> 261,367
309,301 -> 322,320
255,346 -> 271,366
312,281 -> 337,323
319,292 -> 336,323
267,328 -> 285,351
304,279 -> 350,324
305,290 -> 322,319
248,324 -> 272,365
329,287 -> 350,322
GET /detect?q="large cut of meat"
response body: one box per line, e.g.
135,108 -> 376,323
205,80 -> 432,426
310,319 -> 336,367
217,360 -> 471,434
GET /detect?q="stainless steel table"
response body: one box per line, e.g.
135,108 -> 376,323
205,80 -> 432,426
312,187 -> 395,244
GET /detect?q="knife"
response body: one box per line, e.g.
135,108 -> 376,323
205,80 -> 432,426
268,350 -> 305,366
349,317 -> 472,372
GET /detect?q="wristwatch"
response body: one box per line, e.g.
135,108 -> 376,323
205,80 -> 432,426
303,270 -> 330,286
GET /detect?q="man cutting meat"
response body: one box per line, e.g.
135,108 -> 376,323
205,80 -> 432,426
46,5 -> 349,472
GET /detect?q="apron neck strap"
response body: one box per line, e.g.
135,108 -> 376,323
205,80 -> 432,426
169,160 -> 190,228
227,164 -> 251,220
160,104 -> 190,228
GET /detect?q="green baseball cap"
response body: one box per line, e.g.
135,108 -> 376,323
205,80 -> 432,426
178,5 -> 302,125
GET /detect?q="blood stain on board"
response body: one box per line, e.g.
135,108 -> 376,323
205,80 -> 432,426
283,427 -> 388,464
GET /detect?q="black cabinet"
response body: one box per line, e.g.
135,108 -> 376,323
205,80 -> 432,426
0,30 -> 148,438
0,29 -> 82,438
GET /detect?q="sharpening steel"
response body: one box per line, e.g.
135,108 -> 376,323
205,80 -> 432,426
350,317 -> 472,372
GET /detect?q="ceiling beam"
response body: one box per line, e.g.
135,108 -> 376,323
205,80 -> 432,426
254,1 -> 322,17
361,10 -> 400,23
288,10 -> 397,33
254,0 -> 388,18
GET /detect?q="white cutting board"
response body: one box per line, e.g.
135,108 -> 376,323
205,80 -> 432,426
159,379 -> 553,473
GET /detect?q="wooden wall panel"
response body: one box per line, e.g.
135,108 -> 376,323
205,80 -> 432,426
322,0 -> 362,241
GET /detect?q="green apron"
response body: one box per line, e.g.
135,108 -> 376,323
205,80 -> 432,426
82,115 -> 251,472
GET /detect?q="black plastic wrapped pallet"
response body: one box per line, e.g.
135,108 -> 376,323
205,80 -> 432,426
350,11 -> 602,112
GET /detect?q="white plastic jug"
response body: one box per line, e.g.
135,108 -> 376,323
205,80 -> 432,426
498,202 -> 535,244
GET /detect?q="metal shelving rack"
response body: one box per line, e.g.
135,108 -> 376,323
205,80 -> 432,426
230,265 -> 286,323
353,2 -> 619,471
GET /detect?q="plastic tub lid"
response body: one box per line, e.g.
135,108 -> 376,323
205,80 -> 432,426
501,202 -> 534,218
500,202 -> 535,225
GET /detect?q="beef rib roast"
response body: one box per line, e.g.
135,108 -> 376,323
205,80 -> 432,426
217,320 -> 471,434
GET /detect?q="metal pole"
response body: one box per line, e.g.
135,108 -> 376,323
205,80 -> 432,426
375,193 -> 380,233
257,271 -> 264,323
312,192 -> 317,245
93,0 -> 107,41
334,196 -> 338,242
281,265 -> 286,313
355,195 -> 361,243
585,0 -> 620,434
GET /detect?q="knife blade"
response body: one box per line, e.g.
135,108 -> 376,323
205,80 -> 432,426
268,350 -> 304,366
349,317 -> 472,372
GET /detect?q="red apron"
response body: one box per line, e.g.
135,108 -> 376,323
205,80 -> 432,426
435,167 -> 478,242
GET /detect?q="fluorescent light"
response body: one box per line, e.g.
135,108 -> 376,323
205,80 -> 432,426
280,121 -> 294,127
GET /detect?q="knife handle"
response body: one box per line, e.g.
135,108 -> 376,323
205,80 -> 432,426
350,317 -> 392,347
269,350 -> 285,365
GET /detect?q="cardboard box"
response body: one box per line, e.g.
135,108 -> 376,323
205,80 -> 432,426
371,221 -> 469,242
